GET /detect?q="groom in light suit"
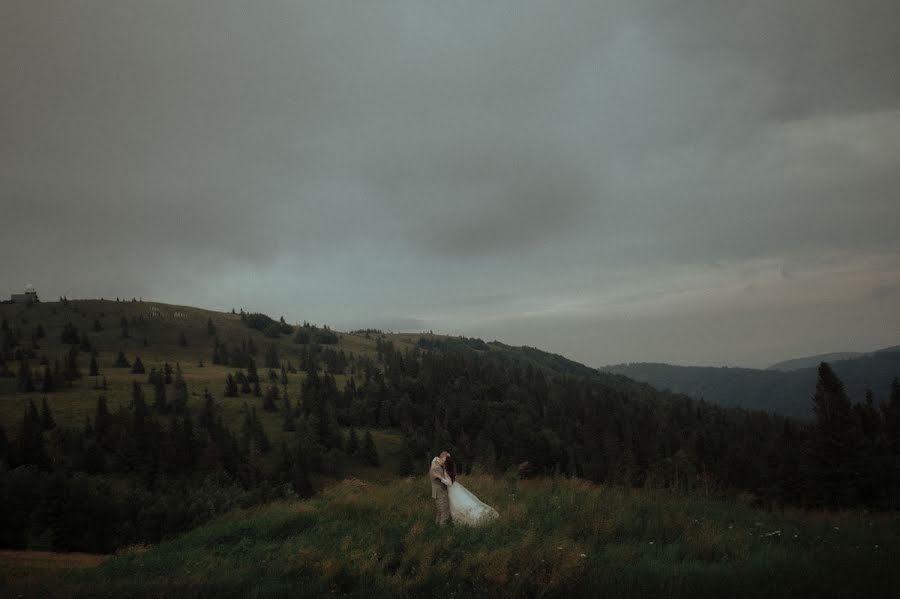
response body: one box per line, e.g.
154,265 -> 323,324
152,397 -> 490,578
430,451 -> 452,525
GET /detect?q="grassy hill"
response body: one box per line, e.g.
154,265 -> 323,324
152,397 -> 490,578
2,475 -> 897,598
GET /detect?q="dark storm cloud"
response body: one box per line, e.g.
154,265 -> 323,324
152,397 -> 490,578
2,1 -> 899,366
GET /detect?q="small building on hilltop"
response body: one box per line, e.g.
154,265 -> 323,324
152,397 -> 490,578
10,284 -> 38,304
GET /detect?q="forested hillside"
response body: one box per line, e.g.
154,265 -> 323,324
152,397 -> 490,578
2,299 -> 899,556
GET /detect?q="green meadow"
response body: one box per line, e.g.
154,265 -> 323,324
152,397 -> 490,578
3,475 -> 897,598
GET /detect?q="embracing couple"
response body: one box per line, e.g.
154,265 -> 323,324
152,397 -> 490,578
430,451 -> 499,526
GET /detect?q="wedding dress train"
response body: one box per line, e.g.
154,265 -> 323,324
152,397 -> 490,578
448,481 -> 499,526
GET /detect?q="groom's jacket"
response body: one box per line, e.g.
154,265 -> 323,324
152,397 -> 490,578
430,457 -> 448,498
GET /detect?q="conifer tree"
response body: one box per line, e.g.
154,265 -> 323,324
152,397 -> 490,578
173,364 -> 188,414
346,427 -> 360,455
153,378 -> 168,413
131,356 -> 145,374
262,385 -> 279,411
17,360 -> 34,392
113,350 -> 130,368
397,439 -> 416,476
177,331 -> 188,347
63,346 -> 81,381
41,364 -> 54,393
89,355 -> 99,377
94,396 -> 110,441
362,430 -> 380,466
808,362 -> 866,507
207,317 -> 216,336
40,396 -> 56,430
17,400 -> 46,466
224,373 -> 239,397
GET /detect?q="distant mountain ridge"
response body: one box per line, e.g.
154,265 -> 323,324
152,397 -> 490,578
767,344 -> 900,371
603,346 -> 900,419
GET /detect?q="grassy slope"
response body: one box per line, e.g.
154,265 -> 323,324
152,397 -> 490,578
0,300 -> 412,453
2,475 -> 897,598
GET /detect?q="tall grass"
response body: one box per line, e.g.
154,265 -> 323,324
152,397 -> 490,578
6,475 -> 898,598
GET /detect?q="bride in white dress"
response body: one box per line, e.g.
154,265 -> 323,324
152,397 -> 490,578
441,456 -> 499,526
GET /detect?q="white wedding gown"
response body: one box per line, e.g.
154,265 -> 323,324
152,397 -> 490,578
448,481 -> 499,526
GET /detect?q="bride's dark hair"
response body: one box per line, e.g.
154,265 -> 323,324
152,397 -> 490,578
444,455 -> 457,483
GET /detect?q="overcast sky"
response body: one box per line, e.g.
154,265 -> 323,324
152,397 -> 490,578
3,1 -> 899,368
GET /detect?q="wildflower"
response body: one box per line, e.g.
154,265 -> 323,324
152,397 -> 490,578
580,553 -> 587,558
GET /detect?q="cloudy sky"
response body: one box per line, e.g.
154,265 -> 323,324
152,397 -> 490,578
3,1 -> 899,368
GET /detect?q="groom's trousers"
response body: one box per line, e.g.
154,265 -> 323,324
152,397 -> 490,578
435,487 -> 450,525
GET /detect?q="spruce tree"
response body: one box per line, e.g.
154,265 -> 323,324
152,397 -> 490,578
362,430 -> 380,466
113,350 -> 130,368
94,396 -> 110,441
397,439 -> 416,476
41,364 -> 54,393
808,362 -> 866,507
17,360 -> 34,392
131,356 -> 145,374
263,385 -> 279,411
153,378 -> 168,413
224,374 -> 239,397
173,364 -> 188,414
346,427 -> 360,455
40,396 -> 56,430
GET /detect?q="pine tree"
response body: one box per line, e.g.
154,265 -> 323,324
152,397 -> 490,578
173,364 -> 188,414
89,355 -> 99,377
17,360 -> 34,392
63,346 -> 81,381
291,438 -> 314,497
397,439 -> 416,476
163,362 -> 173,384
113,350 -> 130,368
282,401 -> 296,431
207,317 -> 216,336
131,356 -> 145,374
346,427 -> 360,455
40,396 -> 56,430
808,362 -> 866,507
94,396 -> 110,441
17,400 -> 46,466
153,378 -> 168,413
224,374 -> 239,397
177,331 -> 188,347
41,364 -> 54,393
263,385 -> 279,411
362,430 -> 380,466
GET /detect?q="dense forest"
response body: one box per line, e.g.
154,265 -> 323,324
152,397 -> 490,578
1,301 -> 899,554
